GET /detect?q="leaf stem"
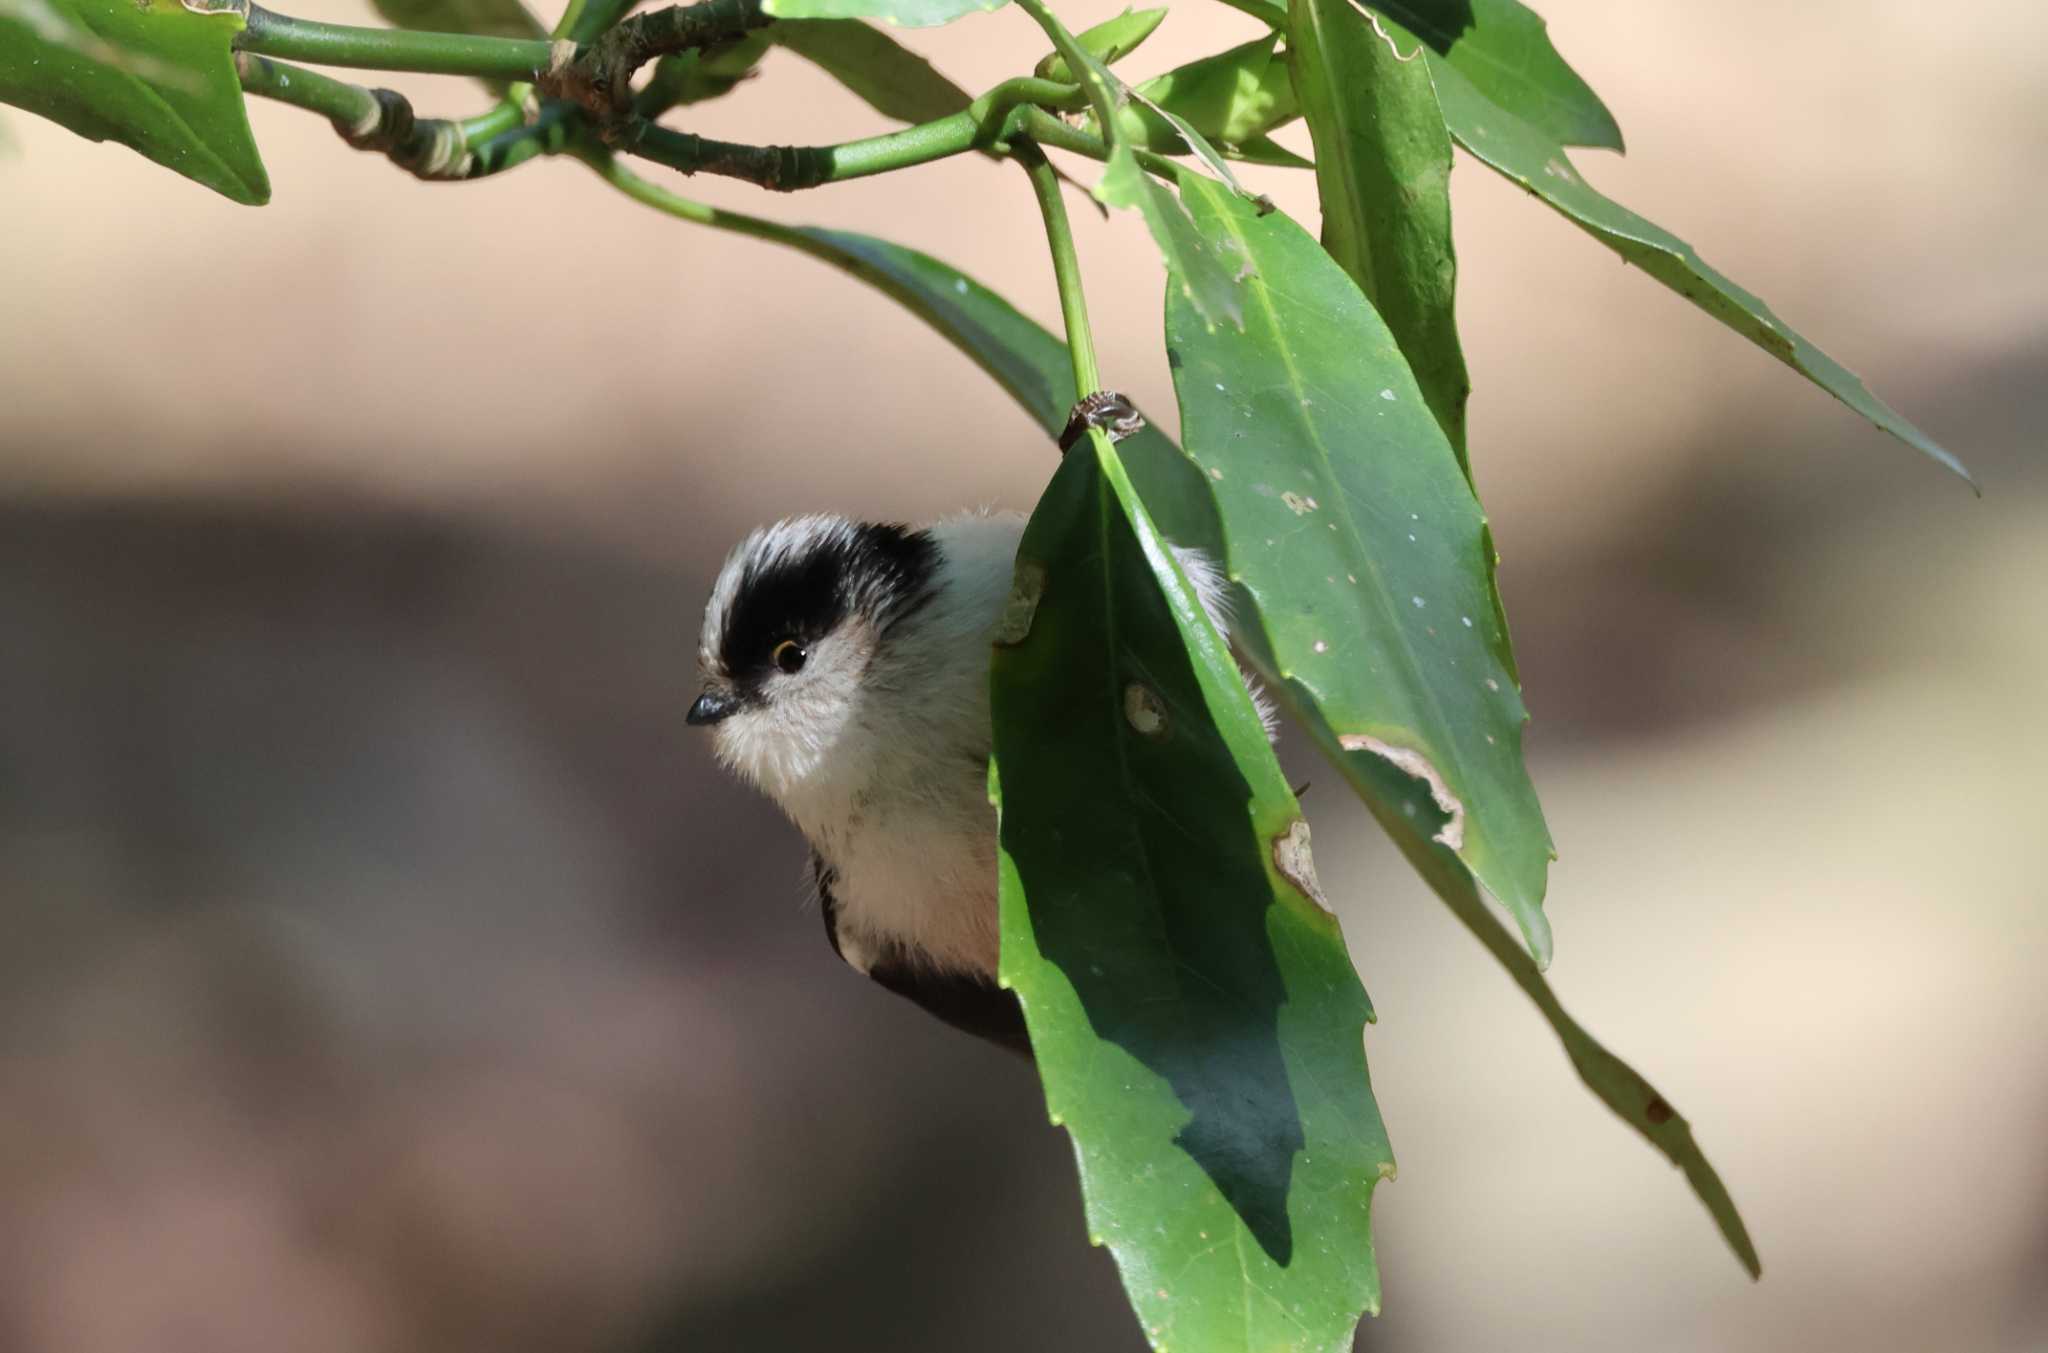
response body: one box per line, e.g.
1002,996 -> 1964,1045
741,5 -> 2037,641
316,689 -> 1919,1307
238,4 -> 560,78
1016,140 -> 1098,398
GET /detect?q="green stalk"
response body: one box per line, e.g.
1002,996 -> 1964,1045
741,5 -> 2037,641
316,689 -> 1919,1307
235,51 -> 376,125
1012,106 -> 1186,181
467,101 -> 579,175
619,75 -> 1084,189
1016,141 -> 1097,398
1011,0 -> 1120,142
236,52 -> 484,178
552,0 -> 593,39
239,4 -> 558,77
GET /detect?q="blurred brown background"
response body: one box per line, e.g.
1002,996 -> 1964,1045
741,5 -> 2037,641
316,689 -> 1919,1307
2,1 -> 2044,1349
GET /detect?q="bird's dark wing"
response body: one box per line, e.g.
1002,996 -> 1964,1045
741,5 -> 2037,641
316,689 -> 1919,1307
812,852 -> 1032,1059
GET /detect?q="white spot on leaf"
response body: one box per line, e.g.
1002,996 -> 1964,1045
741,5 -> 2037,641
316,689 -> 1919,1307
1124,682 -> 1168,737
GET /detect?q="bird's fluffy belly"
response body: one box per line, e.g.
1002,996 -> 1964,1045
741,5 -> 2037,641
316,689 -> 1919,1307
823,803 -> 1001,979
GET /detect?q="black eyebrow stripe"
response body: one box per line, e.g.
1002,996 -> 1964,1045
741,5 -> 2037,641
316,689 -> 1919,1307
715,522 -> 942,684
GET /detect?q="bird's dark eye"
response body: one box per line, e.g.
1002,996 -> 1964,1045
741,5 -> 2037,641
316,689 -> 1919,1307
772,639 -> 808,675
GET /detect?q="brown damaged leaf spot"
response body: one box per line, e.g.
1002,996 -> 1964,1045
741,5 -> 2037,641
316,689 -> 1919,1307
1272,818 -> 1334,914
1645,1097 -> 1675,1126
995,560 -> 1046,647
1122,681 -> 1169,738
1339,734 -> 1466,851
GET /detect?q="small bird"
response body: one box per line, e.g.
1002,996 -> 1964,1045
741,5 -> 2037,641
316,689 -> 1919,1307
687,510 -> 1248,1055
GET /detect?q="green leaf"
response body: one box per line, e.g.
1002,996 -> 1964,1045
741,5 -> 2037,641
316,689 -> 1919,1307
744,219 -> 1756,1279
1099,149 -> 1249,331
1165,173 -> 1555,965
760,0 -> 1005,30
772,17 -> 969,122
0,0 -> 267,204
993,435 -> 1391,1353
1427,54 -> 1972,486
1128,86 -> 1251,194
635,32 -> 774,117
1360,0 -> 1621,151
1287,0 -> 1469,464
1224,132 -> 1311,169
1124,33 -> 1300,155
1032,4 -> 1165,83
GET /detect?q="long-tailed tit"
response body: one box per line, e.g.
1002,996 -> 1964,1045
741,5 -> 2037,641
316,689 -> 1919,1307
688,510 -> 1252,1054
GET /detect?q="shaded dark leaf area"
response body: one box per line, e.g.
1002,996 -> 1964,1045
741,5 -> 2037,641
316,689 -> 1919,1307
996,457 -> 1305,1264
993,443 -> 1389,1350
1361,0 -> 1473,50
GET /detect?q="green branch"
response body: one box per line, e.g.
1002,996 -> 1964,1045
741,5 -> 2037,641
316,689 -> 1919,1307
1016,141 -> 1098,398
467,101 -> 580,176
540,0 -> 768,115
237,25 -> 1177,201
236,53 -> 492,178
1012,0 -> 1121,145
238,4 -> 559,78
1012,105 -> 1183,181
614,75 -> 1084,190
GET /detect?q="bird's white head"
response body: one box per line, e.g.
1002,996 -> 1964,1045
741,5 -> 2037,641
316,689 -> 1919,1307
689,515 -> 940,800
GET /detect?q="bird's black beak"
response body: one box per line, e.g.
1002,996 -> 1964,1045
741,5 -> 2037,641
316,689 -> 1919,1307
686,690 -> 739,727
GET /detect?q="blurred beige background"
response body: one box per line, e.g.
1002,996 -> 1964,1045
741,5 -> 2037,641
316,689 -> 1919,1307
2,1 -> 2043,1350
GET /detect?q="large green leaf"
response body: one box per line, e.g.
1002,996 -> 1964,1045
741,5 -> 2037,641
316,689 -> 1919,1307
1426,52 -> 1971,486
1288,0 -> 1470,463
743,218 -> 1755,1275
1120,33 -> 1306,167
760,0 -> 1004,29
771,17 -> 968,122
1164,173 -> 1555,965
0,0 -> 267,204
1361,0 -> 1621,151
993,435 -> 1391,1353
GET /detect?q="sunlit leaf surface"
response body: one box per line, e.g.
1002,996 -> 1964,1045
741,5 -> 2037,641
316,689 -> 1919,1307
0,0 -> 267,203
